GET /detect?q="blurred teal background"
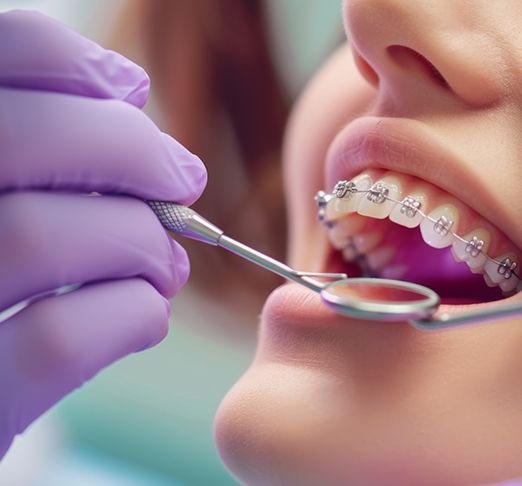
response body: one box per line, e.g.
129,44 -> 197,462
54,308 -> 254,486
0,1 -> 343,484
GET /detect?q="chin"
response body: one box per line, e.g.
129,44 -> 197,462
215,285 -> 522,486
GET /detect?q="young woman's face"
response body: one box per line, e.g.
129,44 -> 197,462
215,1 -> 522,484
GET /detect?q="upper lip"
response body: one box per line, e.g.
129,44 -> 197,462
325,115 -> 520,251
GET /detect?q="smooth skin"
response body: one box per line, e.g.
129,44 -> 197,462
215,2 -> 522,485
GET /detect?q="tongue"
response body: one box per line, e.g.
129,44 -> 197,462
381,224 -> 502,303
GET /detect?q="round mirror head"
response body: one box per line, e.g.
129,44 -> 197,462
321,278 -> 440,321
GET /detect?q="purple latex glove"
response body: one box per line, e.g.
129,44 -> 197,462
0,10 -> 207,458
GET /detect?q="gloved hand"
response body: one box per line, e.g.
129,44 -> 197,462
0,10 -> 207,458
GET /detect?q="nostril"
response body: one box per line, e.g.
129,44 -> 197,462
387,45 -> 449,90
352,49 -> 379,88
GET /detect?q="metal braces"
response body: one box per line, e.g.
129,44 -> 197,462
315,180 -> 521,282
333,180 -> 357,198
366,183 -> 389,204
400,196 -> 422,218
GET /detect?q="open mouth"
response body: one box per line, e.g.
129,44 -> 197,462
317,169 -> 521,307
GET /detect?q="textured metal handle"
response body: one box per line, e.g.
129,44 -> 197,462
147,201 -> 224,245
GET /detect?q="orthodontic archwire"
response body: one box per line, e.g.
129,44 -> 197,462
315,179 -> 521,283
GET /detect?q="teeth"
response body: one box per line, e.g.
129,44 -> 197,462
420,204 -> 459,249
483,273 -> 497,288
326,173 -> 373,220
342,241 -> 359,261
324,175 -> 522,296
366,246 -> 395,272
352,232 -> 383,253
328,227 -> 351,250
499,277 -> 518,293
325,196 -> 353,221
328,216 -> 365,249
484,254 -> 519,292
357,175 -> 401,219
389,191 -> 426,228
451,229 -> 490,273
381,264 -> 408,280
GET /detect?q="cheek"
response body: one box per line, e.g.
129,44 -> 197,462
214,362 -> 353,486
283,44 -> 376,268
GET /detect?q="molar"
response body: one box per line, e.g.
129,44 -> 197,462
451,228 -> 491,273
357,175 -> 401,219
420,204 -> 459,249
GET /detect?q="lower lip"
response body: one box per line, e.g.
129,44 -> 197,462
259,283 -> 419,367
262,280 -> 522,335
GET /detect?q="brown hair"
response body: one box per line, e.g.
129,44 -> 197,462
111,0 -> 290,311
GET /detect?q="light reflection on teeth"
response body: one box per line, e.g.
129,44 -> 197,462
317,175 -> 522,292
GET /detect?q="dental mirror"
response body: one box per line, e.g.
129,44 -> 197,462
320,278 -> 440,321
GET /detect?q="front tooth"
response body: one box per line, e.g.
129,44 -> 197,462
451,228 -> 490,272
389,191 -> 426,228
420,204 -> 459,249
357,175 -> 401,219
484,254 -> 519,291
328,216 -> 365,249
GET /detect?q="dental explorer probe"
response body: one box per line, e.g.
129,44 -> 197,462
147,201 -> 522,330
146,201 -> 347,294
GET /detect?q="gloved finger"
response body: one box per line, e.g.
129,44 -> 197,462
0,88 -> 207,205
0,277 -> 170,457
0,191 -> 190,312
0,10 -> 149,107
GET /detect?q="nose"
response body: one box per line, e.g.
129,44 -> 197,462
343,0 -> 504,107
